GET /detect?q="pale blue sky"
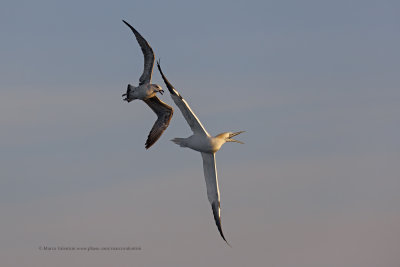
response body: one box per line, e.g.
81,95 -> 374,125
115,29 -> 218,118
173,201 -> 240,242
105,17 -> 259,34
1,0 -> 400,266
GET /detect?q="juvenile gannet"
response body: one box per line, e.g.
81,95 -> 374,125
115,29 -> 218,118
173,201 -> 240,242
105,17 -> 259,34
157,61 -> 244,245
122,20 -> 173,149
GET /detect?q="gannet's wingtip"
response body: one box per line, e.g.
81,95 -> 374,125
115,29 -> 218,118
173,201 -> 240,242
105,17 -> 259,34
211,202 -> 231,247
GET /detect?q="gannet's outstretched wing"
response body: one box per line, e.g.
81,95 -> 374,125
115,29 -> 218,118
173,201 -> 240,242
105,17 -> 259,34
201,152 -> 230,245
157,61 -> 209,136
122,20 -> 155,85
143,96 -> 173,149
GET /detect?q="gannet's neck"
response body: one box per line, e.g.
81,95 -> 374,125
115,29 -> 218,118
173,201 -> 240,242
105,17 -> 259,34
210,135 -> 228,153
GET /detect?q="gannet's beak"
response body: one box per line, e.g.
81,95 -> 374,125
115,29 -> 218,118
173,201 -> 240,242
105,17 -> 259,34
227,131 -> 245,144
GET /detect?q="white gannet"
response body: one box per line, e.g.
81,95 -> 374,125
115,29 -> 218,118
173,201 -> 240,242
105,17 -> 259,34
122,20 -> 173,149
157,61 -> 244,245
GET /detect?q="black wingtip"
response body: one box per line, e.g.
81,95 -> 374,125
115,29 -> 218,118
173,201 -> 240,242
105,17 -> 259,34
211,202 -> 231,247
122,19 -> 129,26
145,137 -> 156,150
122,19 -> 139,35
122,19 -> 129,27
145,133 -> 156,150
156,59 -> 178,95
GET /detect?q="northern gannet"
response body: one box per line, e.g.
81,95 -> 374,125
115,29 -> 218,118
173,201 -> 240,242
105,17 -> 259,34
122,20 -> 173,149
157,61 -> 244,245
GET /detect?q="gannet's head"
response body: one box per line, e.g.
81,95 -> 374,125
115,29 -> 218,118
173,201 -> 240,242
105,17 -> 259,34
151,84 -> 164,95
216,131 -> 245,144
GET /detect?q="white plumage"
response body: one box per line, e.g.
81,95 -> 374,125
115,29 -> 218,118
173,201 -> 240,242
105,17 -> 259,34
157,61 -> 244,245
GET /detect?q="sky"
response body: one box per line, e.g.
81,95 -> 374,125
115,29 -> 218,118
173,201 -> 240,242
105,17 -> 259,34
1,0 -> 400,266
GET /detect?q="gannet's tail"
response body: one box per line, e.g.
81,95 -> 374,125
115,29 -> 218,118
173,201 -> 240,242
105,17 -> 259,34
171,138 -> 187,147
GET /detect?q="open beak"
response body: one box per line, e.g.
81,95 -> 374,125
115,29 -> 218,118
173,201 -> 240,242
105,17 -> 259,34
227,131 -> 245,144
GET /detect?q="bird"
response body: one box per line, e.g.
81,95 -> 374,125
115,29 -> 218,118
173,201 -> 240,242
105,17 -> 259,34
121,20 -> 173,149
157,60 -> 244,245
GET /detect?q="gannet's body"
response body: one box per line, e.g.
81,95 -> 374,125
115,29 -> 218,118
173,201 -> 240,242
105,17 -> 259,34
172,133 -> 234,154
157,61 -> 244,245
121,20 -> 173,149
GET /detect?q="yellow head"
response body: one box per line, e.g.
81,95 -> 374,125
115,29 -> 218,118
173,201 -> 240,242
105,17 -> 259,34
216,131 -> 245,144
